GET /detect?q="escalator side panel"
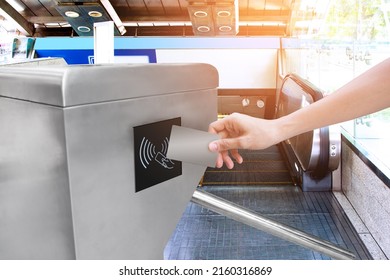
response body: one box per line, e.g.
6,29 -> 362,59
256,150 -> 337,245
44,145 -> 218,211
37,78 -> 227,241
276,74 -> 340,191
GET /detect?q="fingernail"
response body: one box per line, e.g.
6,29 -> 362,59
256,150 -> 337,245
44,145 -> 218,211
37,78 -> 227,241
209,142 -> 218,152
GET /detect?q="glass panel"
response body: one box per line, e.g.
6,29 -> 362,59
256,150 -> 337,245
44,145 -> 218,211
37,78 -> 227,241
283,0 -> 390,171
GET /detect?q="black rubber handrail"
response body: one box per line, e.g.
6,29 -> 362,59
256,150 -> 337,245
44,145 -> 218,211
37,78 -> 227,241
281,73 -> 330,178
283,73 -> 324,102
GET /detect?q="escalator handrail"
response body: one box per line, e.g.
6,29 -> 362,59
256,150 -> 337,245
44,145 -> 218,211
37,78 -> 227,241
283,73 -> 324,102
280,73 -> 331,177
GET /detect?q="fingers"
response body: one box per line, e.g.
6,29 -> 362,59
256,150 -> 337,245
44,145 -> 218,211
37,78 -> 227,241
215,153 -> 224,168
208,113 -> 245,169
230,149 -> 243,164
209,138 -> 244,169
208,118 -> 227,134
222,151 -> 234,169
211,148 -> 243,169
218,151 -> 243,169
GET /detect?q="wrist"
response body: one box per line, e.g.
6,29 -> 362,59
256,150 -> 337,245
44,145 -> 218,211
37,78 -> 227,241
274,115 -> 299,143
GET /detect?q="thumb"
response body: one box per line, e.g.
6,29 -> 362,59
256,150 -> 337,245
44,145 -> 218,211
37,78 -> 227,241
209,138 -> 241,152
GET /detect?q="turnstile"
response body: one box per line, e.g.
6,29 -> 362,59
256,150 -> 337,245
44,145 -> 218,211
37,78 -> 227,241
0,63 -> 218,259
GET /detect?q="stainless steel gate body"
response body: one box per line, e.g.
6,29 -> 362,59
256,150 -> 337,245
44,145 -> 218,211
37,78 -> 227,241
0,64 -> 218,259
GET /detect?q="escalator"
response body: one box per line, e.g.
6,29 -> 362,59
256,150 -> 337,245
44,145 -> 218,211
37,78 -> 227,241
202,146 -> 293,186
164,74 -> 372,260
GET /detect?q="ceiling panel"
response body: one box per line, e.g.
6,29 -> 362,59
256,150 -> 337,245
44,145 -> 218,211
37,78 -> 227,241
143,0 -> 165,15
0,0 -> 330,37
19,0 -> 53,16
162,0 -> 186,15
125,0 -> 149,16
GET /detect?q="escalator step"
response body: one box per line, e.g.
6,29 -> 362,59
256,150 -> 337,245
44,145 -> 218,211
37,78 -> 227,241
202,146 -> 294,186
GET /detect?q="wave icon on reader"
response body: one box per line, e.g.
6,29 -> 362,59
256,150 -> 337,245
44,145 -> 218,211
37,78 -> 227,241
139,137 -> 175,169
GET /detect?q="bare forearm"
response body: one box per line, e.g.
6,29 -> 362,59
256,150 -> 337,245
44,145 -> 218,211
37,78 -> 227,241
277,58 -> 390,141
209,58 -> 390,168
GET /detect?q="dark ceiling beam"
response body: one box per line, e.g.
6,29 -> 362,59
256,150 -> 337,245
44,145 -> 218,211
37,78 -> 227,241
111,25 -> 288,37
28,15 -> 290,24
34,27 -> 75,37
33,25 -> 287,37
0,0 -> 34,35
28,16 -> 67,24
125,26 -> 194,37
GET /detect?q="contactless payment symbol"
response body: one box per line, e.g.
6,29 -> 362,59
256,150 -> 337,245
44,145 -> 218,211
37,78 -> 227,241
139,137 -> 175,170
133,118 -> 182,192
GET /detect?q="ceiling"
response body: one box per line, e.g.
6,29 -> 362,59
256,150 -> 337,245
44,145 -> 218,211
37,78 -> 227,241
0,0 -> 329,37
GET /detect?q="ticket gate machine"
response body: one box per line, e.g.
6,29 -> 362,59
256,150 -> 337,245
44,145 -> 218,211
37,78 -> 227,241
0,64 -> 218,259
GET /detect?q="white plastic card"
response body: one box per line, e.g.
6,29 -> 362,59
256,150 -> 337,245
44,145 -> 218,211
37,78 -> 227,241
167,125 -> 219,167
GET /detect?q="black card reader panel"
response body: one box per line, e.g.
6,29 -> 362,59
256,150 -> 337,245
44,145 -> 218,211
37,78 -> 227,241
133,117 -> 182,192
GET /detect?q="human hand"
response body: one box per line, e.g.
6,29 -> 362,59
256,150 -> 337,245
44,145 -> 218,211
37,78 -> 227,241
208,113 -> 281,169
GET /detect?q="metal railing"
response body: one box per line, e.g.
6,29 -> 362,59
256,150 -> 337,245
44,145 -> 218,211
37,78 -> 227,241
191,189 -> 356,260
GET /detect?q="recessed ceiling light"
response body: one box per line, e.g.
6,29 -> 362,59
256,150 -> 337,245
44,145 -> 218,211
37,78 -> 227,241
217,11 -> 231,17
197,26 -> 210,32
88,11 -> 103,18
77,26 -> 91,33
194,11 -> 208,17
219,26 -> 232,32
65,11 -> 80,18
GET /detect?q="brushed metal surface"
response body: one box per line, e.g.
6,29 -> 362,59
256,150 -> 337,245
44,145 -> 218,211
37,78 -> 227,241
0,63 -> 218,107
0,98 -> 75,260
65,89 -> 217,259
0,63 -> 218,259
